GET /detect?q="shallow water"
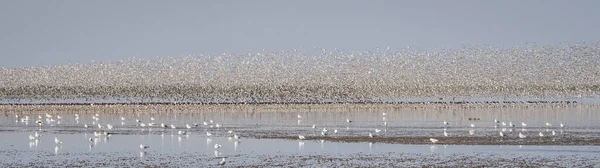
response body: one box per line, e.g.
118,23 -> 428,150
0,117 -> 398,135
1,104 -> 600,167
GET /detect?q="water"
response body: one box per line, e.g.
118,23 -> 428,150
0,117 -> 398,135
1,104 -> 600,166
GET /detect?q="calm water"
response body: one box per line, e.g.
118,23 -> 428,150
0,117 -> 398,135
1,104 -> 600,166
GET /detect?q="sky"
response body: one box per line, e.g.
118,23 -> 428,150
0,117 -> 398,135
1,0 -> 599,68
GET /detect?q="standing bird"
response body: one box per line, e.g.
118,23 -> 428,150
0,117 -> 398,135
499,131 -> 504,137
297,115 -> 302,119
521,122 -> 527,127
560,123 -> 566,128
368,133 -> 374,138
214,144 -> 222,149
443,131 -> 448,137
430,138 -> 439,144
545,122 -> 552,127
346,119 -> 352,123
298,135 -> 305,140
470,123 -> 475,128
140,144 -> 149,149
443,121 -> 449,126
519,132 -> 527,139
54,137 -> 63,145
206,132 -> 212,137
538,132 -> 544,137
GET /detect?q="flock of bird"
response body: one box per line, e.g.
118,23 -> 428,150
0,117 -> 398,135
17,113 -> 235,166
15,111 -> 571,165
430,119 -> 566,144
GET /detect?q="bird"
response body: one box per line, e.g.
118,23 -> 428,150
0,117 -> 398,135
494,119 -> 499,123
430,138 -> 438,144
443,121 -> 449,126
54,137 -> 62,145
499,131 -> 504,137
178,131 -> 186,135
214,144 -> 221,149
98,124 -> 103,129
519,132 -> 527,139
501,121 -> 507,126
203,121 -> 208,126
521,122 -> 527,127
384,121 -> 388,126
186,124 -> 192,129
107,124 -> 114,130
140,144 -> 149,149
34,131 -> 41,138
89,138 -> 93,142
321,131 -> 327,136
210,120 -> 214,124
29,135 -> 35,140
228,130 -> 233,134
382,112 -> 387,116
312,124 -> 316,129
140,123 -> 146,127
333,129 -> 338,134
206,132 -> 212,137
470,123 -> 475,128
560,123 -> 565,128
161,123 -> 167,128
322,127 -> 328,133
136,119 -> 141,123
375,129 -> 381,133
215,124 -> 221,128
298,135 -> 306,140
368,133 -> 374,138
443,131 -> 448,137
218,157 -> 226,165
150,117 -> 155,121
346,119 -> 352,123
539,132 -> 544,137
552,130 -> 556,136
297,115 -> 302,119
545,122 -> 552,127
234,134 -> 240,139
509,122 -> 515,127
121,117 -> 125,121
171,124 -> 176,129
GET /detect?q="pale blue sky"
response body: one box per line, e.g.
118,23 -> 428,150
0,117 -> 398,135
1,0 -> 599,68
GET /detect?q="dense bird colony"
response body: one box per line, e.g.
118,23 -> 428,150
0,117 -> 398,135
1,43 -> 599,104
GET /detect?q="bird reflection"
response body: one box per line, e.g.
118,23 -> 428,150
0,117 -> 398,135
298,141 -> 305,151
234,141 -> 240,151
140,151 -> 146,157
430,145 -> 438,153
297,120 -> 302,125
54,146 -> 61,155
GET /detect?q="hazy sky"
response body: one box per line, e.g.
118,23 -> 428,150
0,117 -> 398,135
1,0 -> 599,68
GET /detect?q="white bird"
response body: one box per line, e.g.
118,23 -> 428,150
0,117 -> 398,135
368,133 -> 374,138
560,123 -> 565,128
206,132 -> 212,137
148,122 -> 155,127
121,116 -> 125,121
94,131 -> 101,137
140,144 -> 149,149
89,138 -> 93,142
539,132 -> 544,137
430,138 -> 438,143
384,121 -> 388,126
346,119 -> 352,123
54,137 -> 62,145
203,121 -> 208,126
382,112 -> 387,116
519,132 -> 526,139
186,124 -> 192,129
234,134 -> 240,139
210,120 -> 214,124
312,124 -> 316,129
321,131 -> 327,136
107,124 -> 113,130
499,131 -> 504,137
545,122 -> 552,127
228,130 -> 233,134
469,129 -> 475,135
552,130 -> 556,136
136,119 -> 141,123
57,115 -> 62,119
215,124 -> 221,128
375,129 -> 381,133
214,144 -> 221,149
443,131 -> 448,137
443,121 -> 449,125
333,129 -> 338,134
170,124 -> 176,129
161,123 -> 167,128
521,122 -> 527,127
140,123 -> 146,127
322,127 -> 328,133
150,117 -> 155,121
46,113 -> 52,118
470,123 -> 475,128
299,135 -> 305,140
29,135 -> 35,140
34,131 -> 41,138
501,121 -> 507,126
297,115 -> 302,119
98,124 -> 103,129
494,119 -> 499,123
178,131 -> 186,135
218,157 -> 226,165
